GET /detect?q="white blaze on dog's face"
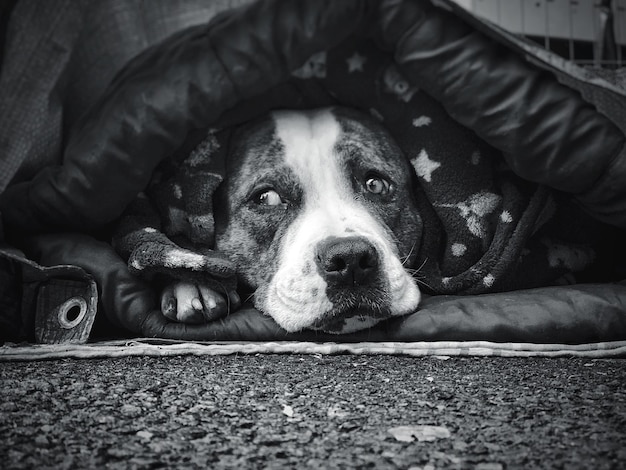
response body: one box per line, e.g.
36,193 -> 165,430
215,107 -> 422,333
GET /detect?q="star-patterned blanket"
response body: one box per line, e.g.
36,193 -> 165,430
114,36 -> 617,303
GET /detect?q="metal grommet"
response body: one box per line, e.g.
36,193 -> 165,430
57,297 -> 87,329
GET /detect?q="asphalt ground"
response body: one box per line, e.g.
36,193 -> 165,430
1,355 -> 625,469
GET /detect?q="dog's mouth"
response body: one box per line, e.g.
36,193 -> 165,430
310,288 -> 392,333
311,308 -> 392,333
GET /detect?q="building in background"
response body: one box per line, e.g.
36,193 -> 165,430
452,0 -> 625,67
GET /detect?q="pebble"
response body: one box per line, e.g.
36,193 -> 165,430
34,435 -> 51,448
120,404 -> 141,417
136,430 -> 153,440
0,402 -> 18,412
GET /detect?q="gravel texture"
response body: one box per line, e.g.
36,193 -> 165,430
1,355 -> 625,469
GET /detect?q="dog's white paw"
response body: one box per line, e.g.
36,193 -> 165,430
160,281 -> 240,324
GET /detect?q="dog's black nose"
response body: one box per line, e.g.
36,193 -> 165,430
315,236 -> 379,287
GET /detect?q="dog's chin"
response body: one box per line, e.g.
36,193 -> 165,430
309,291 -> 393,334
310,308 -> 391,334
255,277 -> 420,334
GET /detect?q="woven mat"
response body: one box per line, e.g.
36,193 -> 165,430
2,339 -> 625,361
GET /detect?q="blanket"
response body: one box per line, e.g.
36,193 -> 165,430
114,36 -> 619,301
2,0 -> 624,351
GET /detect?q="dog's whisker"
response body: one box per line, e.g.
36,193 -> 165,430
404,259 -> 435,290
414,278 -> 434,290
404,268 -> 425,276
401,242 -> 417,266
414,256 -> 429,273
402,255 -> 433,290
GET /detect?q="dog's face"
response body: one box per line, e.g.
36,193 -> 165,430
214,107 -> 422,333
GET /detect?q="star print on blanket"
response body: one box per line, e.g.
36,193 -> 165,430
287,37 -> 613,294
113,36 -> 611,297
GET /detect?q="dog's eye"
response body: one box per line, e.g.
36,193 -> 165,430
256,189 -> 284,206
365,176 -> 391,195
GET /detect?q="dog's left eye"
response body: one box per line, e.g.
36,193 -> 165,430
364,176 -> 391,195
256,189 -> 284,206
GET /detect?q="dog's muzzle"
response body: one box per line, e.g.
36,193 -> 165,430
309,235 -> 392,332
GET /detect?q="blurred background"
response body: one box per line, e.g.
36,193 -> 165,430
452,0 -> 625,68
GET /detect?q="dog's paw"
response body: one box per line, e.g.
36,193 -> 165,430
160,281 -> 241,324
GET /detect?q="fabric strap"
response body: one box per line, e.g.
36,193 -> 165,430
2,339 -> 625,361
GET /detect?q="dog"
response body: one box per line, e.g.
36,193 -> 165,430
160,107 -> 423,333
